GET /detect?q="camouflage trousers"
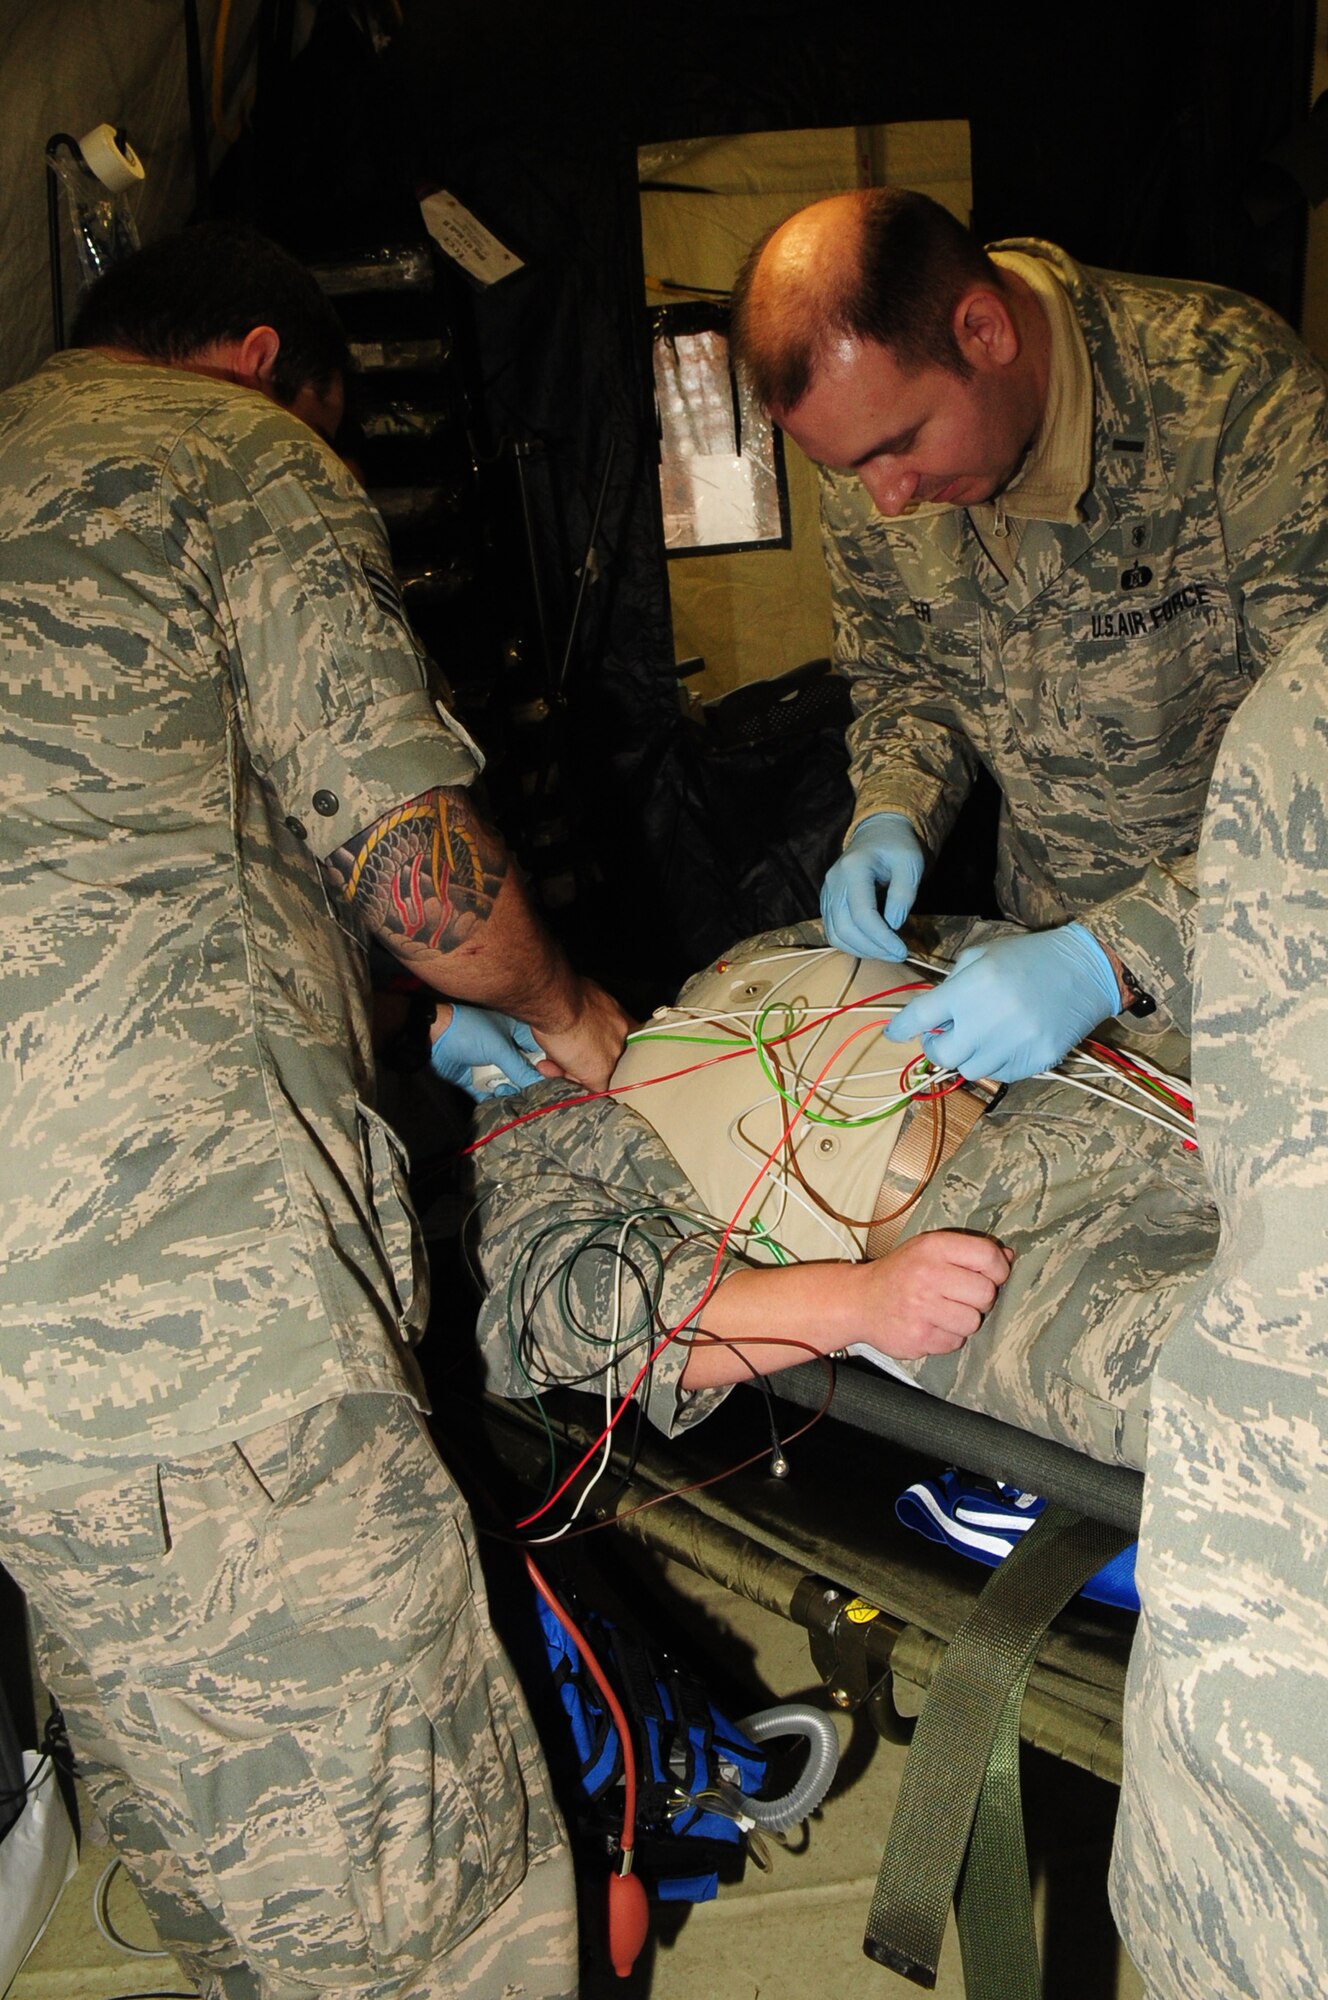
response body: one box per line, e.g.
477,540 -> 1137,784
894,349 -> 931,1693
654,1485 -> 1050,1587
0,1393 -> 576,2000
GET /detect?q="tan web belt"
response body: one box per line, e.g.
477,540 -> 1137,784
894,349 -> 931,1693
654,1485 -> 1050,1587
865,1077 -> 1003,1261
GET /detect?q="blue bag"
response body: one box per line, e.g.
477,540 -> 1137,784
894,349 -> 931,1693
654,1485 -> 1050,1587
533,1587 -> 772,1903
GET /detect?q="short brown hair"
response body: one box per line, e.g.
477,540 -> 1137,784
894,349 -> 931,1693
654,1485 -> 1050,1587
730,187 -> 1003,413
72,222 -> 351,406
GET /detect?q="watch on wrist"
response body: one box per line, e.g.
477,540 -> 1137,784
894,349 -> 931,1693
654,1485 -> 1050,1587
1116,960 -> 1157,1019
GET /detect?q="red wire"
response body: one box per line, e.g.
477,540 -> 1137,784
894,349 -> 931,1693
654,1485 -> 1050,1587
540,1363 -> 838,1542
514,1014 -> 892,1530
1081,1038 -> 1194,1116
464,982 -> 932,1156
525,1555 -> 637,1860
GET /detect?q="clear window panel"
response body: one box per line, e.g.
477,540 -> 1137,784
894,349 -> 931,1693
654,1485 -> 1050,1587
652,315 -> 790,556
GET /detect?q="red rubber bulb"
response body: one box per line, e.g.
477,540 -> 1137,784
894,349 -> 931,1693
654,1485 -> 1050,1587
607,1868 -> 650,1979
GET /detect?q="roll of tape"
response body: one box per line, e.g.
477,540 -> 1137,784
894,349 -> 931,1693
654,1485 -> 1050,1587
77,123 -> 145,194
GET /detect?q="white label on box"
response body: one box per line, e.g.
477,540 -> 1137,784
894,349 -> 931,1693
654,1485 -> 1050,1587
419,191 -> 524,285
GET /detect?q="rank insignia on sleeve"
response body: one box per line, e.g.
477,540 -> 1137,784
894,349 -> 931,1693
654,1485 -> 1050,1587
360,553 -> 408,627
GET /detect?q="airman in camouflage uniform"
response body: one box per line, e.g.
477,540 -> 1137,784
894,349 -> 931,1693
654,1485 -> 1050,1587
1111,614 -> 1328,1997
0,225 -> 623,1998
820,237 -> 1328,1029
729,189 -> 1328,1068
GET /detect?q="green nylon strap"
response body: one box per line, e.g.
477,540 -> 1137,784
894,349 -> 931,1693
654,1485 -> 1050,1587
954,1665 -> 1041,1999
862,1504 -> 1132,1990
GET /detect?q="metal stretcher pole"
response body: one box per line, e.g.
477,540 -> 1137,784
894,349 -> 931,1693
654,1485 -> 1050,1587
770,1362 -> 1143,1534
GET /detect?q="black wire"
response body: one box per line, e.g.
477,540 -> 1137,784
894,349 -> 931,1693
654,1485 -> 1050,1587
693,1325 -> 786,1471
555,1240 -> 662,1351
0,1702 -> 74,1820
514,1225 -> 673,1390
510,1227 -> 681,1535
596,1379 -> 650,1510
518,1246 -> 662,1404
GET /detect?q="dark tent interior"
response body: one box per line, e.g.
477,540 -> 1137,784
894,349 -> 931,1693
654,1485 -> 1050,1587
203,1 -> 1318,1008
3,5 -> 1324,1993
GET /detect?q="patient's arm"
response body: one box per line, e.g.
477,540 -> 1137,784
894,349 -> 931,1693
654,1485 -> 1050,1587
680,1232 -> 1013,1391
468,1083 -> 1010,1435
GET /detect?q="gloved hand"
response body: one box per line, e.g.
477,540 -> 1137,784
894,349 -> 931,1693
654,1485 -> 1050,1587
429,1005 -> 548,1101
820,812 -> 927,963
884,922 -> 1122,1084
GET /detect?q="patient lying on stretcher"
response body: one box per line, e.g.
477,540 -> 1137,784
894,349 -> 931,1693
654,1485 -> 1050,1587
466,924 -> 1218,1472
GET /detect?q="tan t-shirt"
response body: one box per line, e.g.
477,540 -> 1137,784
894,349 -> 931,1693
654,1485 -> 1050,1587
897,248 -> 1093,578
610,946 -> 930,1264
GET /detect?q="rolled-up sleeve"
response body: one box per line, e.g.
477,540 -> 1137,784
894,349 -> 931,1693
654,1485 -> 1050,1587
164,399 -> 483,856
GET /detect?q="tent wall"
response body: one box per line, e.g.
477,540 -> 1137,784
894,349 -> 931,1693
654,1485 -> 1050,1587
641,120 -> 972,701
0,0 -> 276,391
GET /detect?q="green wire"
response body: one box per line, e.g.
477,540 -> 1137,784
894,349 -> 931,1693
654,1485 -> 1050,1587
750,1219 -> 793,1265
751,996 -> 918,1130
624,1030 -> 743,1047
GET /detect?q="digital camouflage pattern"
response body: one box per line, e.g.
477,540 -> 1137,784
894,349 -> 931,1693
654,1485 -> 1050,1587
826,239 -> 1328,1038
0,353 -> 575,1995
1111,617 -> 1328,1997
894,1057 -> 1213,1468
471,921 -> 1218,1468
3,1395 -> 574,2000
0,351 -> 481,1483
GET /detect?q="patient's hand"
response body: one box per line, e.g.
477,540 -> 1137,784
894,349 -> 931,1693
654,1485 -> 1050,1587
680,1232 -> 1012,1391
862,1232 -> 1013,1359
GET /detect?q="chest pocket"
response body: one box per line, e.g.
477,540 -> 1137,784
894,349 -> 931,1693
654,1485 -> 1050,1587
878,530 -> 986,697
1027,555 -> 1247,844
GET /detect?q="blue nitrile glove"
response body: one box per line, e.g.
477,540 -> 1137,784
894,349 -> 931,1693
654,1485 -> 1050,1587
429,1005 -> 546,1101
884,923 -> 1122,1084
820,812 -> 926,963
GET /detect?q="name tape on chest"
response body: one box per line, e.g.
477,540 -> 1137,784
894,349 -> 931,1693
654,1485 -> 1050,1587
1091,579 -> 1218,642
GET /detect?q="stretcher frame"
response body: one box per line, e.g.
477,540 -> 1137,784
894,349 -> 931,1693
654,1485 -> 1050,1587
478,1354 -> 1143,1996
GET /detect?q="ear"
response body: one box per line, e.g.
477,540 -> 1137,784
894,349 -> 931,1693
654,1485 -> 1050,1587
951,287 -> 1018,371
231,324 -> 282,394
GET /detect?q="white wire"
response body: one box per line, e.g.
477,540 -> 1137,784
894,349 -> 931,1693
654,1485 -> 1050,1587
726,1102 -> 863,1261
723,1058 -> 961,1260
725,1104 -> 792,1237
1035,1068 -> 1195,1140
528,1213 -> 640,1543
1087,1040 -> 1191,1089
624,1000 -> 905,1045
743,1146 -> 862,1260
1060,1045 -> 1195,1114
93,1855 -> 170,1958
1055,1047 -> 1195,1132
714,945 -> 840,973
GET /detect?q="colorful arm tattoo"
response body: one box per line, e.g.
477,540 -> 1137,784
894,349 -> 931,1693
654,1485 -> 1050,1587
322,788 -> 508,953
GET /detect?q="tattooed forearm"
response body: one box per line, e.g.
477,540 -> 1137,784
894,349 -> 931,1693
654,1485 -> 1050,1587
322,788 -> 508,953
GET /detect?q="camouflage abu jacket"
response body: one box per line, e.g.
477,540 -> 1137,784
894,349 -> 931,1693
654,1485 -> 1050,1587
1111,610 -> 1328,1999
0,353 -> 480,1486
824,238 -> 1328,1036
